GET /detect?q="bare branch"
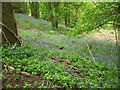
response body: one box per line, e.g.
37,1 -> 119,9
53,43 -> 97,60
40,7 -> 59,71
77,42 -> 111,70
84,38 -> 96,64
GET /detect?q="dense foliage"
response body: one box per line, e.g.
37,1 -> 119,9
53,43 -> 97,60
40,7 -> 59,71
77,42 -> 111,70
2,41 -> 118,88
12,2 -> 120,34
2,1 -> 119,88
2,13 -> 119,88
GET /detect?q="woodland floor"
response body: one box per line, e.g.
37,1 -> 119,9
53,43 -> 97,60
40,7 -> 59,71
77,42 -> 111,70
2,27 -> 118,88
2,13 -> 118,88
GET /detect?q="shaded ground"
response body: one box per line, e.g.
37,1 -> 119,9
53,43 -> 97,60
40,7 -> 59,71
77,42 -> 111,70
2,28 -> 118,88
2,65 -> 47,88
2,13 -> 118,88
18,27 -> 117,65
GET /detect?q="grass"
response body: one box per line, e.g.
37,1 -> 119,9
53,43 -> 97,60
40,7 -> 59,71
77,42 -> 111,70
2,13 -> 119,88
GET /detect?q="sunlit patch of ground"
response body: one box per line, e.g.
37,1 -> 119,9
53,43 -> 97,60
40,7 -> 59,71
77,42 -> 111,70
86,29 -> 116,43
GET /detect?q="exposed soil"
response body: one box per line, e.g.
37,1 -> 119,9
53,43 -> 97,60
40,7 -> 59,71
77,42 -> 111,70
86,29 -> 116,43
2,65 -> 46,88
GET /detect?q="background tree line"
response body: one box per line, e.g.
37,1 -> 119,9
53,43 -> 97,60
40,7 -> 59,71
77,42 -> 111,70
12,2 -> 120,30
1,2 -> 120,45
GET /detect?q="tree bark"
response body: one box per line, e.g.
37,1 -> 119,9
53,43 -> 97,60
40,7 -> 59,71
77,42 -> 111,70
2,2 -> 21,45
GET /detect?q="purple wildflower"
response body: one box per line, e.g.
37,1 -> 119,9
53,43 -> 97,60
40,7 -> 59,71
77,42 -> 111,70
53,76 -> 56,79
38,61 -> 41,65
48,66 -> 50,69
47,46 -> 51,50
89,84 -> 93,88
42,44 -> 46,47
29,41 -> 34,44
61,52 -> 65,56
38,42 -> 43,45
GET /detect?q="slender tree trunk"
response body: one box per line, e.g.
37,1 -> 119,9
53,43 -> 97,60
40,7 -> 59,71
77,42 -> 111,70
29,2 -> 39,18
2,2 -> 21,45
48,2 -> 59,30
0,3 -> 1,53
64,3 -> 68,27
64,2 -> 70,27
22,2 -> 29,14
12,2 -> 28,14
54,2 -> 59,29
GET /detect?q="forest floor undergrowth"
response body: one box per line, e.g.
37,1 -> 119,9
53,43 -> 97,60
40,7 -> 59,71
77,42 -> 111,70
2,13 -> 118,88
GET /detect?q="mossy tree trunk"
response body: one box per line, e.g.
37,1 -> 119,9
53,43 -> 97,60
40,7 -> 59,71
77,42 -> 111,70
2,2 -> 21,45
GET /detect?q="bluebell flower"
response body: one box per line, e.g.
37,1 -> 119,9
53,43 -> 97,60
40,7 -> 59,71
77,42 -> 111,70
42,44 -> 46,47
34,48 -> 38,52
48,65 -> 50,69
53,76 -> 56,79
47,46 -> 51,50
53,49 -> 57,54
54,61 -> 58,64
38,61 -> 41,65
29,41 -> 34,44
69,42 -> 72,45
67,71 -> 71,74
89,84 -> 93,88
38,42 -> 43,45
61,52 -> 65,56
50,58 -> 52,61
83,61 -> 87,65
98,83 -> 102,87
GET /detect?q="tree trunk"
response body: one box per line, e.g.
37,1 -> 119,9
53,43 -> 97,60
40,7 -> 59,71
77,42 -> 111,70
2,2 -> 21,45
29,2 -> 39,19
12,2 -> 29,14
47,2 -> 59,30
64,2 -> 70,27
0,1 -> 2,45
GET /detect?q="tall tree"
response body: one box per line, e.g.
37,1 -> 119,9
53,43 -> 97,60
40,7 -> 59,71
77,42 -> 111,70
64,2 -> 70,27
2,2 -> 21,45
63,2 -> 79,28
47,2 -> 60,29
12,2 -> 29,14
29,2 -> 40,18
0,1 -> 2,45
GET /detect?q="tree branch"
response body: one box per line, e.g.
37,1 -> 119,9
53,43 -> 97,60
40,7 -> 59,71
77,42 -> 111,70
0,21 -> 21,45
1,30 -> 10,44
84,38 -> 96,64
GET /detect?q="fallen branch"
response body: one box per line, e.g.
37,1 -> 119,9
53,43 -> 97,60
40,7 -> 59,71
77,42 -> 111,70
3,65 -> 31,76
84,38 -> 96,64
1,30 -> 10,45
51,56 -> 71,64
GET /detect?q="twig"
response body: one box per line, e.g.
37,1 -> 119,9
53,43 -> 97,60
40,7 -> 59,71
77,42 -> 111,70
113,11 -> 119,47
84,38 -> 96,64
91,0 -> 98,7
1,30 -> 10,44
0,21 -> 21,45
